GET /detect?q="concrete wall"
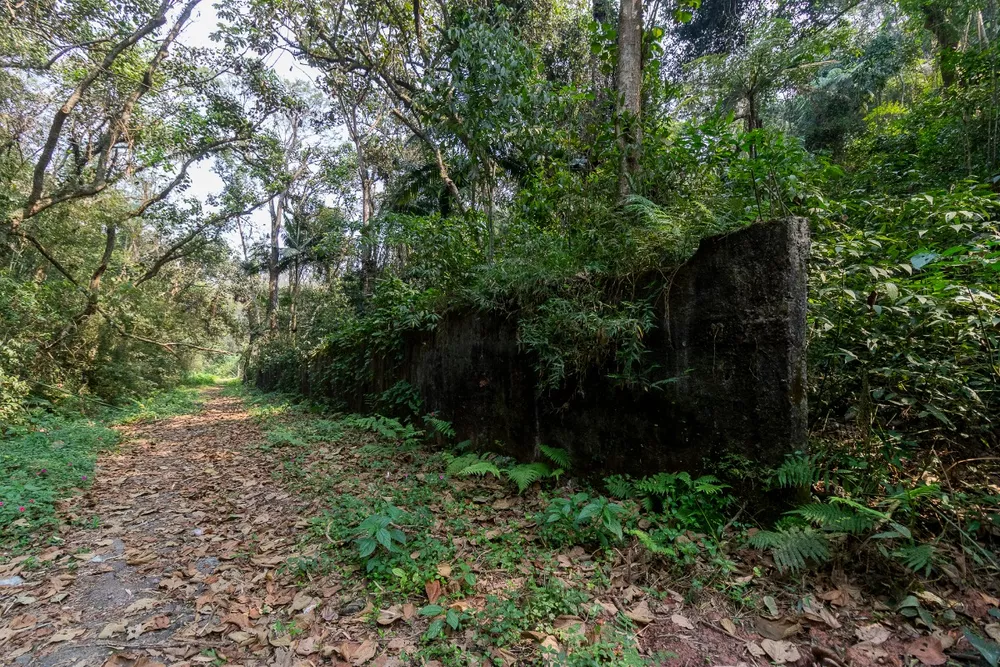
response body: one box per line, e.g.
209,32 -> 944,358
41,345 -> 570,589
397,217 -> 810,473
263,217 -> 810,475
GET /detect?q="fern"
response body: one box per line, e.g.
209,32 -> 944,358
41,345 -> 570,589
606,475 -> 635,499
626,528 -> 675,556
792,502 -> 876,534
538,445 -> 571,469
445,453 -> 481,476
692,475 -> 728,495
749,526 -> 830,573
894,544 -> 935,576
507,462 -> 551,493
458,460 -> 503,479
634,472 -> 677,496
775,454 -> 820,489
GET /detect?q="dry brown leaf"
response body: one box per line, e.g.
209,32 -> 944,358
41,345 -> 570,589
906,636 -> 948,666
985,624 -> 1000,642
46,628 -> 85,644
625,600 -> 654,625
402,603 -> 416,621
425,580 -> 442,605
671,613 -> 695,630
436,563 -> 452,577
377,606 -> 403,625
351,639 -> 378,666
760,639 -> 801,664
855,623 -> 891,645
746,642 -> 767,658
98,622 -> 126,639
754,616 -> 801,640
720,618 -> 738,636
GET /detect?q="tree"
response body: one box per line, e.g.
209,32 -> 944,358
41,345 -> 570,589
617,0 -> 644,197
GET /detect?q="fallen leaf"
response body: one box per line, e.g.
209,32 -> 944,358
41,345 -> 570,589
720,618 -> 738,636
906,636 -> 947,666
425,580 -> 442,605
625,600 -> 654,625
46,628 -> 85,644
98,622 -> 124,639
437,563 -> 452,578
746,642 -> 766,658
754,616 -> 801,640
760,639 -> 801,664
377,606 -> 403,625
402,603 -> 416,621
671,613 -> 695,630
986,624 -> 1000,642
540,635 -> 561,653
802,595 -> 841,628
351,639 -> 378,666
855,623 -> 891,645
124,598 -> 158,615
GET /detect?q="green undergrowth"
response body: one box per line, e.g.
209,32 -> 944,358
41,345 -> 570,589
232,384 -> 750,664
0,378 -> 217,550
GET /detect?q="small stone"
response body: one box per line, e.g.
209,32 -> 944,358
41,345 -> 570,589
192,528 -> 204,536
340,599 -> 367,615
0,576 -> 26,587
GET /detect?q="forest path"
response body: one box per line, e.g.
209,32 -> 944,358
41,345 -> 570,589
1,388 -> 348,667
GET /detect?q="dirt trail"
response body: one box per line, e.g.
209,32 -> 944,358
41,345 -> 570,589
0,389 -> 343,667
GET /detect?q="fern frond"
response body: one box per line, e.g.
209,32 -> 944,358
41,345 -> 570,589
445,453 -> 481,476
458,461 -> 503,479
776,454 -> 820,489
792,502 -> 876,534
507,462 -> 551,493
749,527 -> 830,573
606,475 -> 635,499
894,544 -> 935,576
635,472 -> 676,497
539,445 -> 571,469
693,475 -> 729,495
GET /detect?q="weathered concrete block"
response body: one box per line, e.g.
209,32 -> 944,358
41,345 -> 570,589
263,217 -> 810,477
402,217 -> 810,474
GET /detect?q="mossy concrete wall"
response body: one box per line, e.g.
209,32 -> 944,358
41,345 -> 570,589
399,217 -> 810,474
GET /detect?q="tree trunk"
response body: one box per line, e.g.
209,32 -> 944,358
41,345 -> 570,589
616,0 -> 643,198
923,6 -> 961,88
266,195 -> 283,333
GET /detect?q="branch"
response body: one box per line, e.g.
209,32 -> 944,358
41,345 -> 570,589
135,196 -> 271,285
21,0 -> 173,224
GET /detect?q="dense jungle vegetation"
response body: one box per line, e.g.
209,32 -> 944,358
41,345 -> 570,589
2,0 -> 1000,631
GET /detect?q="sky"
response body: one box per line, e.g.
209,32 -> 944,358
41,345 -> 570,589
178,2 -> 322,248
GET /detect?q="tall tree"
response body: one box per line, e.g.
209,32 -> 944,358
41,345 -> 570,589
617,0 -> 644,197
